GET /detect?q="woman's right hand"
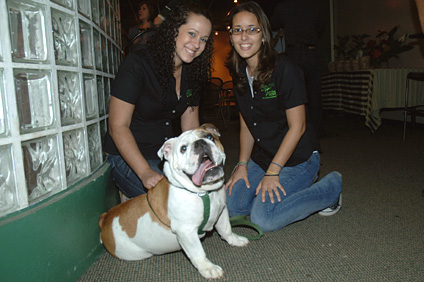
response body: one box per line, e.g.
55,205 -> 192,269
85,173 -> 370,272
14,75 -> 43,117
140,168 -> 164,189
225,165 -> 250,196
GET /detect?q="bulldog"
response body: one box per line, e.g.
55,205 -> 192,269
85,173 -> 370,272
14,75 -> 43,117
99,124 -> 249,279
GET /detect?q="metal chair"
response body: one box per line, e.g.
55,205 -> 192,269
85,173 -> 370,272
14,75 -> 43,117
200,77 -> 227,129
220,80 -> 236,120
403,72 -> 424,140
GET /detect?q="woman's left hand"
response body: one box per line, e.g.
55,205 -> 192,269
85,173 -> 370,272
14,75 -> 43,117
256,175 -> 287,203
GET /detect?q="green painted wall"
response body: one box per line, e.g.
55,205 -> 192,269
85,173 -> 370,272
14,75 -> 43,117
0,163 -> 119,282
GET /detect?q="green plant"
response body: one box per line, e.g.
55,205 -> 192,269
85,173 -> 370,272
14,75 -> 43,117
334,35 -> 350,60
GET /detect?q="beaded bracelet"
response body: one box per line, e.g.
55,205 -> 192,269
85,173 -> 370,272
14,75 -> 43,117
231,161 -> 248,175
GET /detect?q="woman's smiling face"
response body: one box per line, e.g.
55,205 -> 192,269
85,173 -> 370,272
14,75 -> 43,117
174,13 -> 212,67
230,11 -> 264,65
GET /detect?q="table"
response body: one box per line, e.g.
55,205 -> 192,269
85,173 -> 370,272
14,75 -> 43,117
321,68 -> 424,132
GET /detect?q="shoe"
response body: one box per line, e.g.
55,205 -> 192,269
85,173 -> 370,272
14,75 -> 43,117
319,194 -> 342,216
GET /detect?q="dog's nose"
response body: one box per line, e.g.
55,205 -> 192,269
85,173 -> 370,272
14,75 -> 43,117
194,139 -> 207,151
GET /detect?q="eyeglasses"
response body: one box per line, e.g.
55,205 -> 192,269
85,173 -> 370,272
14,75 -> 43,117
230,27 -> 262,35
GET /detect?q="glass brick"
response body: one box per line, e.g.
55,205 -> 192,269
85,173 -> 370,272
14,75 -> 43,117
7,0 -> 48,63
58,71 -> 82,126
107,39 -> 112,73
106,3 -> 111,36
51,8 -> 78,66
83,74 -> 98,120
97,76 -> 105,116
0,145 -> 18,216
104,76 -> 110,115
91,0 -> 100,27
99,0 -> 106,31
111,9 -> 116,41
63,129 -> 87,184
0,69 -> 8,137
51,0 -> 73,10
0,37 -> 3,61
80,21 -> 94,69
22,135 -> 61,202
101,35 -> 107,72
87,123 -> 102,171
93,29 -> 102,71
14,69 -> 55,133
100,119 -> 106,142
78,0 -> 91,19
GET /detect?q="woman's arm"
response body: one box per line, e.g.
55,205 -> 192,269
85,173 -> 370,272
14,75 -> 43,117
180,106 -> 199,131
226,113 -> 255,194
257,104 -> 306,203
108,96 -> 163,188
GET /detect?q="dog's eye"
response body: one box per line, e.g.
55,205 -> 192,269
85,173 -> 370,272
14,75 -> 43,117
180,145 -> 187,153
206,134 -> 214,142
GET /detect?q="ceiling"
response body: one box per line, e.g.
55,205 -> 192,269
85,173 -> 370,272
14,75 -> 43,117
119,0 -> 280,36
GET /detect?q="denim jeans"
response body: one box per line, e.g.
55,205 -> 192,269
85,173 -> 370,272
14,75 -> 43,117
226,152 -> 342,232
106,154 -> 163,198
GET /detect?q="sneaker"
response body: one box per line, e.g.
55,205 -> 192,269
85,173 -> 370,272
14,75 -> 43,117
319,194 -> 342,216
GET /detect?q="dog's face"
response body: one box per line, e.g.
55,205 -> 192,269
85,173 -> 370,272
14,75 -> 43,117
158,124 -> 226,193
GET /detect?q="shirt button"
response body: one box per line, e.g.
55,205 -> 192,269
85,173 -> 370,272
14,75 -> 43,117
165,137 -> 168,140
257,138 -> 260,142
253,122 -> 257,126
172,110 -> 176,114
250,106 -> 254,110
165,122 -> 170,126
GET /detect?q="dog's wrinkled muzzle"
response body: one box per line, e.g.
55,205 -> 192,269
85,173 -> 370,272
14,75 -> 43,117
186,139 -> 224,186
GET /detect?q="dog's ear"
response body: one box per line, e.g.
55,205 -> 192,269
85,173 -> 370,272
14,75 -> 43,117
158,138 -> 175,160
200,123 -> 221,137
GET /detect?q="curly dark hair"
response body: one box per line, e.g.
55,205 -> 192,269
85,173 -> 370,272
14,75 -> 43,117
147,2 -> 214,106
226,1 -> 277,95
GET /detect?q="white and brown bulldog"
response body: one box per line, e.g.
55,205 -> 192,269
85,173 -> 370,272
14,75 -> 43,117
99,124 -> 249,279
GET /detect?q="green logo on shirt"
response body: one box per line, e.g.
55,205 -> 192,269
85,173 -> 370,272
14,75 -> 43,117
261,83 -> 277,99
186,89 -> 193,98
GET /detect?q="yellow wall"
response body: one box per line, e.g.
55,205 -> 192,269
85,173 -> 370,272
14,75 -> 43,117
212,31 -> 232,83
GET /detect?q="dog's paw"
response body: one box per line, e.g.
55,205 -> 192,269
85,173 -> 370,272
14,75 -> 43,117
198,263 -> 224,279
226,233 -> 249,247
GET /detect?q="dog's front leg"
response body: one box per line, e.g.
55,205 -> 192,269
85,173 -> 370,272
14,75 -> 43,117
215,207 -> 249,247
175,227 -> 224,279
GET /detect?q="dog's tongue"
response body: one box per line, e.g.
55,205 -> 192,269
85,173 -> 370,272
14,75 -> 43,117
192,159 -> 215,186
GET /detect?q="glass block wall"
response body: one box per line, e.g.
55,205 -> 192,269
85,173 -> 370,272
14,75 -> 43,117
0,0 -> 122,216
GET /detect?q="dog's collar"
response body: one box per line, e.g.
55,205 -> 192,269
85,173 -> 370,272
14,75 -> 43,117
197,192 -> 210,236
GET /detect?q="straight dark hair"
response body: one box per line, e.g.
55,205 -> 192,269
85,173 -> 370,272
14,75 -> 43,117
226,1 -> 277,95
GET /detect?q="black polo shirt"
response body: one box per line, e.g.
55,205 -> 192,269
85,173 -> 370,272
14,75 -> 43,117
235,55 -> 319,170
103,47 -> 199,160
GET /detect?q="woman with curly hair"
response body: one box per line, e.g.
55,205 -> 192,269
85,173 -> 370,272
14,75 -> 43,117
225,2 -> 342,232
104,2 -> 213,199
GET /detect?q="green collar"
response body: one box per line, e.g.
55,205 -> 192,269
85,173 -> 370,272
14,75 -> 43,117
197,192 -> 210,236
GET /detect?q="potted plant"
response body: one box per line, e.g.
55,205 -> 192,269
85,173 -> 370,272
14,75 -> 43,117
366,25 -> 413,68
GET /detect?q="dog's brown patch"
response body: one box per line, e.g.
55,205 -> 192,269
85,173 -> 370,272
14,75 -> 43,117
99,178 -> 171,256
198,123 -> 224,152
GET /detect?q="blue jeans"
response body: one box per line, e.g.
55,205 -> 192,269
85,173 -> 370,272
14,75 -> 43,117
226,152 -> 342,232
106,154 -> 163,198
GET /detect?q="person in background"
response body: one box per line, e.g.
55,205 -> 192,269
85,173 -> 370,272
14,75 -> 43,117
270,0 -> 325,137
225,1 -> 342,233
104,2 -> 214,199
127,1 -> 158,52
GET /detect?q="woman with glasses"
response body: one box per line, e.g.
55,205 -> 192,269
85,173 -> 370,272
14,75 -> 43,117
225,1 -> 342,232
